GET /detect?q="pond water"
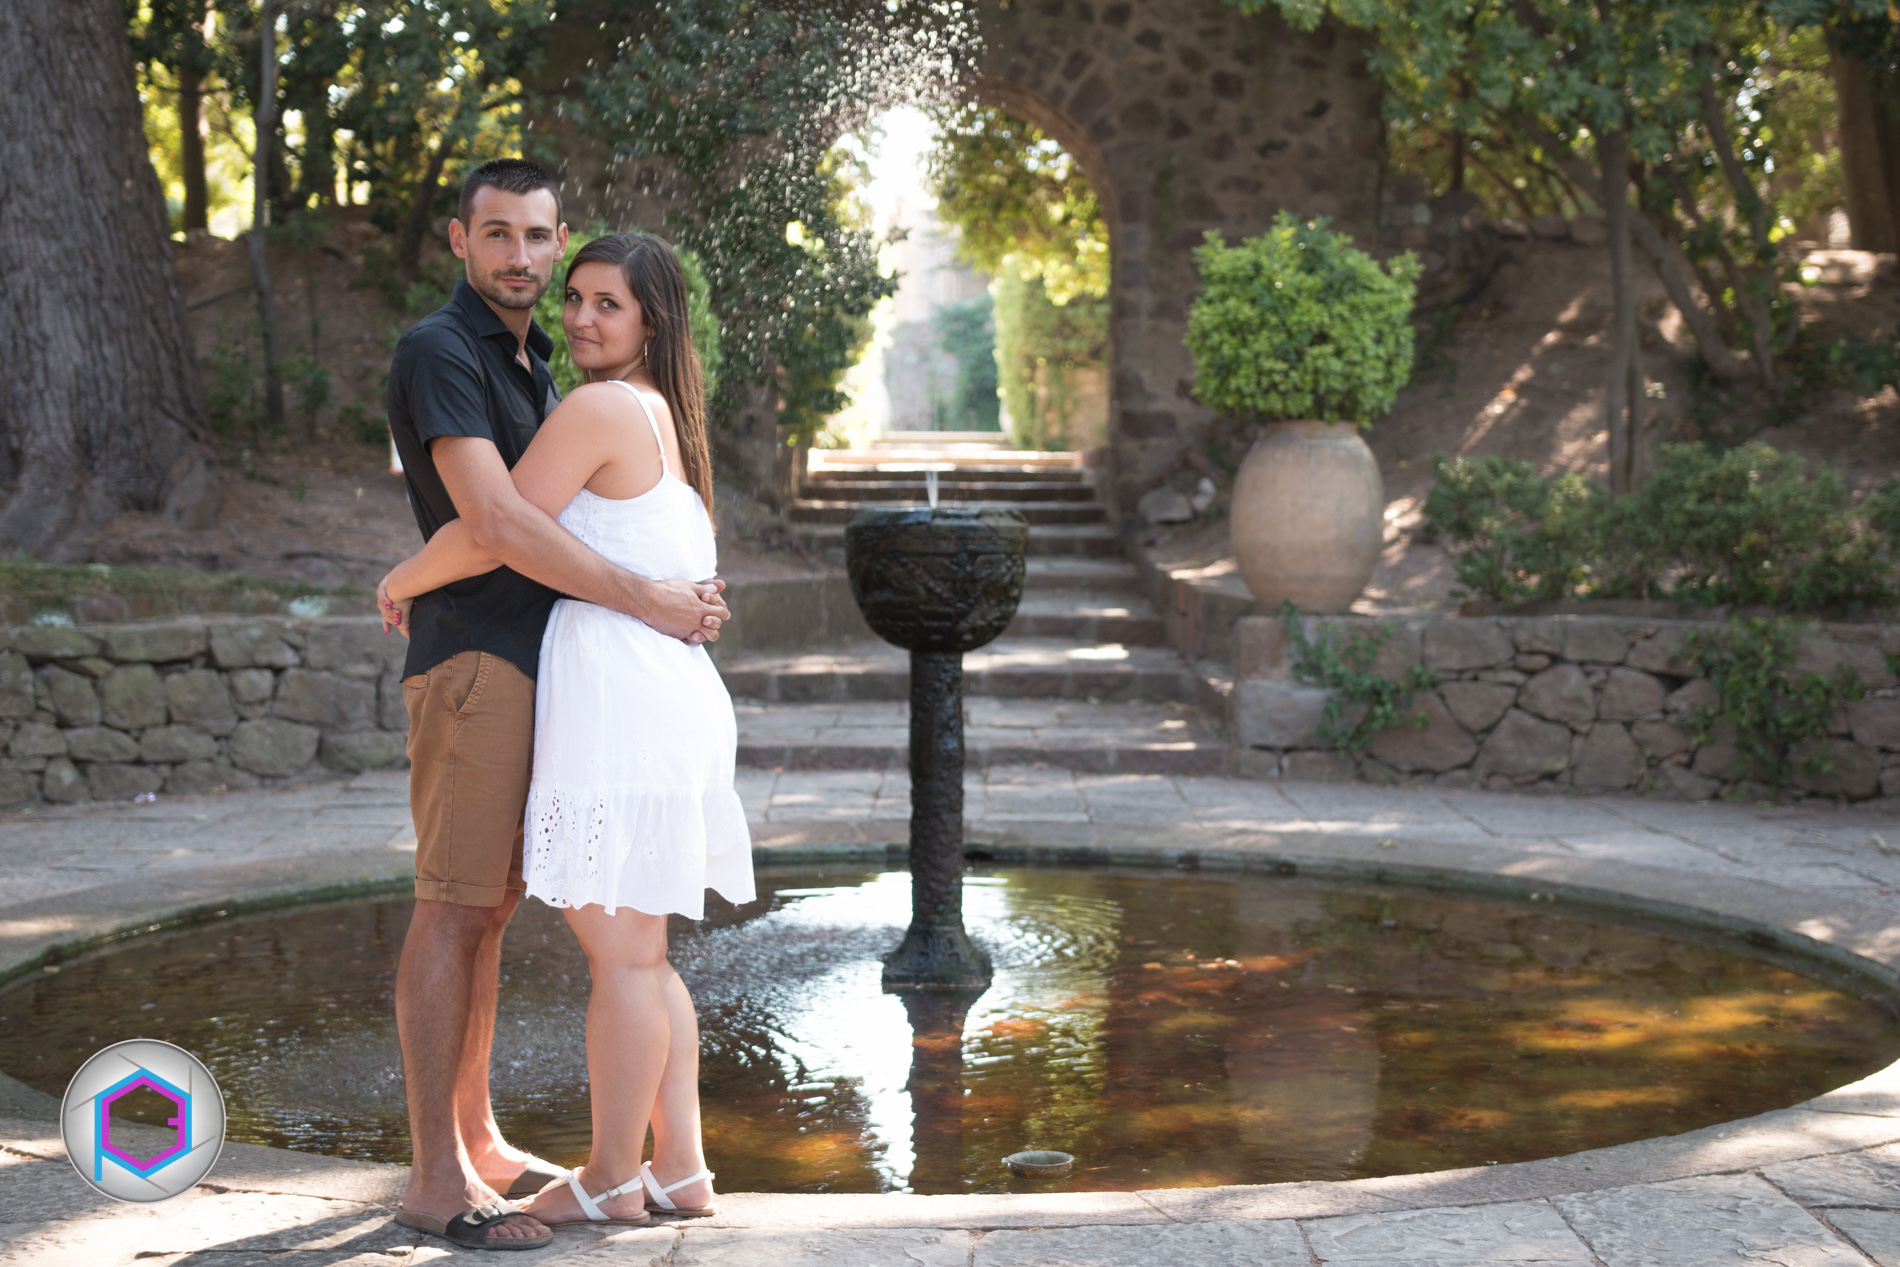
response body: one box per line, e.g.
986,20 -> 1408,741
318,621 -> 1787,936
4,867 -> 1895,1194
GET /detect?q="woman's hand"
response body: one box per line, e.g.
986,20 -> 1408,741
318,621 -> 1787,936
377,575 -> 413,638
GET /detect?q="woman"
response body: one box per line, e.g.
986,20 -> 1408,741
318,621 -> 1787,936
379,232 -> 755,1227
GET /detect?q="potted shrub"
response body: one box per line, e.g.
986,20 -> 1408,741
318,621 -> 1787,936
1187,212 -> 1419,611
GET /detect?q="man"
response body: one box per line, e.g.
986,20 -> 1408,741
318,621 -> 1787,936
381,158 -> 729,1250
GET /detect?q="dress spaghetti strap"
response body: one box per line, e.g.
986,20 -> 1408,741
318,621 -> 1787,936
606,379 -> 669,479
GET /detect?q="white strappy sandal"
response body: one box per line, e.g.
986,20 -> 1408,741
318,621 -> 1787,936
640,1160 -> 717,1217
552,1168 -> 653,1226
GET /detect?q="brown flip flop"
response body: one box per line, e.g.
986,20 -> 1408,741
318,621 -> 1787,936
393,1199 -> 553,1250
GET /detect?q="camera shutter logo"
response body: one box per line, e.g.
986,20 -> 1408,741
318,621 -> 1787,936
61,1039 -> 225,1202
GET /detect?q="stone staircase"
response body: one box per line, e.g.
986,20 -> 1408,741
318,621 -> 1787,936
723,434 -> 1227,775
788,432 -> 1121,563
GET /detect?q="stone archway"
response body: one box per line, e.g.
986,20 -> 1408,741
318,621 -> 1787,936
969,0 -> 1383,515
538,0 -> 1384,517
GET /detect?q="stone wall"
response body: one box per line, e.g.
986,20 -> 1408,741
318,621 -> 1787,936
0,617 -> 408,807
975,0 -> 1383,515
1230,613 -> 1900,802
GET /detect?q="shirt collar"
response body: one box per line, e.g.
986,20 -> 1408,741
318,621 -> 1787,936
451,278 -> 555,364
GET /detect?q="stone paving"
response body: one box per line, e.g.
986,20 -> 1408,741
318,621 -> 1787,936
9,771 -> 1900,1263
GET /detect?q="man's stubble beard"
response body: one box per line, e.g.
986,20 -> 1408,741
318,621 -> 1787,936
474,268 -> 547,311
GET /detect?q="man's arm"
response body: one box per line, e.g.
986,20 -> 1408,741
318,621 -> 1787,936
432,435 -> 728,641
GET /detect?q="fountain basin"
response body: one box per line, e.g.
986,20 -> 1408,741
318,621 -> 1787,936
3,864 -> 1893,1195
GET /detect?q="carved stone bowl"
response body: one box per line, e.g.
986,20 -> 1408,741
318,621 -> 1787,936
843,507 -> 1029,655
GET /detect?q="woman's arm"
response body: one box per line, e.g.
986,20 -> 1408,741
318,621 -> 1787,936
382,518 -> 499,603
382,384 -> 624,609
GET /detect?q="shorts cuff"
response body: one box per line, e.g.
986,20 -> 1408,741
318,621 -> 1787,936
413,877 -> 525,907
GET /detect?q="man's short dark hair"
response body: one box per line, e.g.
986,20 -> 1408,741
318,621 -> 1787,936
457,158 -> 562,226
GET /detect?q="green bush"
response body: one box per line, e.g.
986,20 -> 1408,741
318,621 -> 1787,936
1424,443 -> 1898,615
1186,212 -> 1421,424
1421,455 -> 1599,606
1283,602 -> 1442,753
1684,617 -> 1864,789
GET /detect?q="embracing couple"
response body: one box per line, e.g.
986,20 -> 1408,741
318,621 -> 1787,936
375,158 -> 754,1251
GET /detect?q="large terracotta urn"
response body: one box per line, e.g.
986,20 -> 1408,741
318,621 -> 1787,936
1230,421 -> 1384,613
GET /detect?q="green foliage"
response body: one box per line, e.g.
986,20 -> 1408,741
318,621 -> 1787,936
1597,443 -> 1891,610
0,560 -> 356,622
1283,603 -> 1443,753
531,226 -> 724,398
336,402 -> 387,446
923,106 -> 1109,450
935,296 -> 1001,432
281,355 -> 332,428
927,104 -> 1109,305
1226,0 -> 1830,393
992,259 -> 1110,451
1684,617 -> 1864,788
572,0 -> 944,448
1187,213 -> 1421,424
1790,326 -> 1900,400
1423,444 -> 1899,614
1421,455 -> 1599,606
202,318 -> 264,442
1866,478 -> 1900,543
128,2 -> 554,245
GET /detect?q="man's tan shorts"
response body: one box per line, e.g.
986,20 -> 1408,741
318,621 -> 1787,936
404,650 -> 534,906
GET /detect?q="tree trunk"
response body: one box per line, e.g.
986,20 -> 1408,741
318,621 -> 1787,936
1832,47 -> 1896,252
1601,129 -> 1642,495
1866,82 -> 1900,259
250,0 -> 285,436
179,68 -> 208,232
0,0 -> 219,553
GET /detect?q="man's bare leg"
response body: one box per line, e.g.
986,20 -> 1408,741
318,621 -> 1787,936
450,889 -> 542,1192
396,896 -> 546,1242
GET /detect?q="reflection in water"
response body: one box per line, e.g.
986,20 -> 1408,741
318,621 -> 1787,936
2,867 -> 1895,1193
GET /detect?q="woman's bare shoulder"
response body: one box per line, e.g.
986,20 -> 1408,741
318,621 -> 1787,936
542,381 -> 643,429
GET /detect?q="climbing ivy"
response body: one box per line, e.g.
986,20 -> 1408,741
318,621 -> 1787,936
1683,617 -> 1864,788
1283,603 -> 1442,754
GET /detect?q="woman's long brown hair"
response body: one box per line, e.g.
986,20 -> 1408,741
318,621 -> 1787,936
566,232 -> 714,511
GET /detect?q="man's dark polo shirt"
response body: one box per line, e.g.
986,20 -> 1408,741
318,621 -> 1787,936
387,279 -> 561,682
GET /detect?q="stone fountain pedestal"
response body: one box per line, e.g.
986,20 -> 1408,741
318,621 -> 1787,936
844,506 -> 1028,991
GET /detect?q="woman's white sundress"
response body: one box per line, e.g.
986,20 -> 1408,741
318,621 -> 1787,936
523,379 -> 755,918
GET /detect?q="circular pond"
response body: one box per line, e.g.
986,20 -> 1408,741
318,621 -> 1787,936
3,866 -> 1895,1194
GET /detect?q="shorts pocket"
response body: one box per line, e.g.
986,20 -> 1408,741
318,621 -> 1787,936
451,653 -> 492,718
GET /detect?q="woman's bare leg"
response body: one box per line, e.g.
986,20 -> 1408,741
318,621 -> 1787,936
645,967 -> 714,1208
520,903 -> 670,1224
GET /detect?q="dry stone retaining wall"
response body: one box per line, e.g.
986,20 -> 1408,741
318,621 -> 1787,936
0,616 -> 408,806
1230,613 -> 1900,801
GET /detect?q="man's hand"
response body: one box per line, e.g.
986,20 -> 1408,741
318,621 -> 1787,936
624,576 -> 729,644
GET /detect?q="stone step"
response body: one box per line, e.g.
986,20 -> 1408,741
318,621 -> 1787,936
799,478 -> 1098,503
1023,559 -> 1144,592
811,450 -> 1080,471
717,637 -> 1198,703
794,523 -> 1123,562
867,430 -> 1025,447
1005,590 -> 1165,645
787,499 -> 1108,527
735,698 -> 1226,774
809,467 -> 1090,485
